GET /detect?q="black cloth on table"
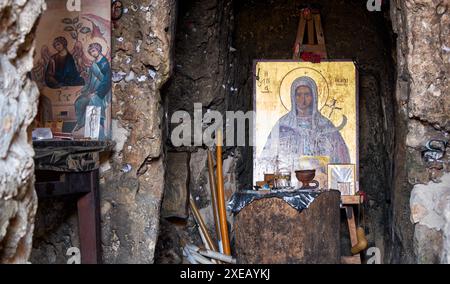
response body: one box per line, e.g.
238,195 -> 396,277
227,189 -> 335,214
33,140 -> 114,172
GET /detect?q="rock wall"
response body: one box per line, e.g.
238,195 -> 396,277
390,0 -> 450,264
100,0 -> 176,264
30,0 -> 176,263
156,0 -> 236,263
0,0 -> 45,263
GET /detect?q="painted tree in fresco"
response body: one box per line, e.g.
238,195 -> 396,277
61,16 -> 93,76
62,16 -> 91,41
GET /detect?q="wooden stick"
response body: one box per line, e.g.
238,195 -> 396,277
216,130 -> 231,255
194,220 -> 220,264
197,220 -> 211,250
189,195 -> 219,252
207,149 -> 222,247
293,13 -> 306,59
307,18 -> 315,45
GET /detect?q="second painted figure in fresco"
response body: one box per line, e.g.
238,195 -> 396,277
258,76 -> 350,175
73,42 -> 111,139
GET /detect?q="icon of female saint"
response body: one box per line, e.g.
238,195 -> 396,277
256,76 -> 350,180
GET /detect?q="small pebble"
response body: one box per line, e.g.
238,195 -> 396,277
112,71 -> 127,82
121,164 -> 132,173
148,69 -> 157,79
137,75 -> 147,82
125,71 -> 135,82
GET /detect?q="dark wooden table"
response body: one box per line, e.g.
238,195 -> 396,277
33,140 -> 113,264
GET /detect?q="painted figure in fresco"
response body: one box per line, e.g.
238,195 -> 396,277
73,42 -> 111,139
72,40 -> 93,76
31,45 -> 51,85
45,37 -> 85,88
257,76 -> 350,179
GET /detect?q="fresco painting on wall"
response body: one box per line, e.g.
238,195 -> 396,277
32,0 -> 111,140
254,61 -> 359,191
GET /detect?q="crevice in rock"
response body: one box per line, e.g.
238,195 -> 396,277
156,0 -> 398,264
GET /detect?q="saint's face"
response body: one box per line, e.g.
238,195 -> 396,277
89,48 -> 100,59
295,86 -> 314,115
54,42 -> 64,52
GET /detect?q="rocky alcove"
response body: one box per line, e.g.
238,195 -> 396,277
0,0 -> 448,264
156,0 -> 397,263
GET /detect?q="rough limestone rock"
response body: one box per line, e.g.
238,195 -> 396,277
403,1 -> 450,131
158,0 -> 236,261
442,197 -> 450,263
0,0 -> 45,263
165,0 -> 233,120
161,152 -> 190,219
391,0 -> 450,263
410,173 -> 450,263
99,0 -> 176,263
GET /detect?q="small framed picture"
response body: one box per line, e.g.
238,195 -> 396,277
84,106 -> 101,139
327,164 -> 356,196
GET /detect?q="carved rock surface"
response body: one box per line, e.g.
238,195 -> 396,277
161,152 -> 189,219
391,0 -> 450,263
99,0 -> 176,263
410,173 -> 450,263
0,0 -> 45,263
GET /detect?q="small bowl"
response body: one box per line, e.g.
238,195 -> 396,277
295,169 -> 316,184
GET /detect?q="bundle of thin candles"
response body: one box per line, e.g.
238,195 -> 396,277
185,129 -> 233,264
182,243 -> 236,265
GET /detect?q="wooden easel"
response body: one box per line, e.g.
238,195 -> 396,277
293,8 -> 363,264
293,8 -> 328,60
